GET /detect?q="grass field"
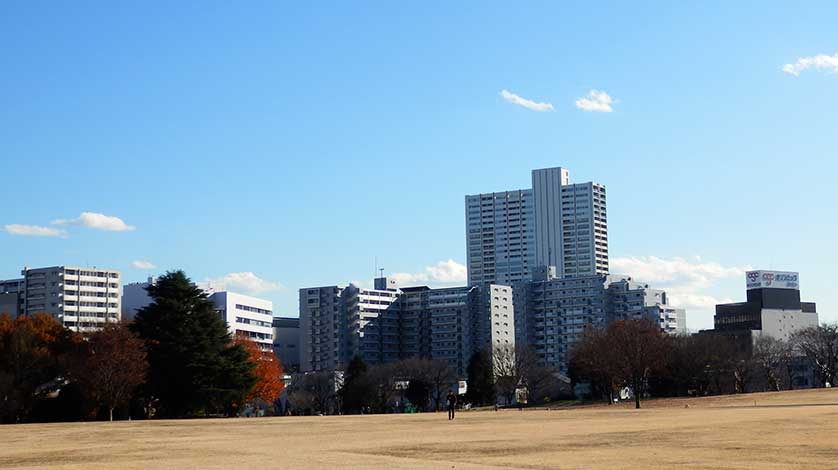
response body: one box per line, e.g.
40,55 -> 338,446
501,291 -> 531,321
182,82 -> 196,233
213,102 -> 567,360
3,388 -> 838,469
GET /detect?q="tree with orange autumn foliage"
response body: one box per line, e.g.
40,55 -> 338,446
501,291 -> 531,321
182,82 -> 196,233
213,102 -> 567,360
236,337 -> 285,408
0,313 -> 80,423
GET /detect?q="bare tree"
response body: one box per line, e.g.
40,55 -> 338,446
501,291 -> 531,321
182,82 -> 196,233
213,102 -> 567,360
569,327 -> 617,403
285,374 -> 316,415
607,319 -> 670,409
791,323 -> 838,388
71,323 -> 148,421
367,363 -> 400,413
515,346 -> 560,405
425,359 -> 457,411
309,371 -> 337,414
492,344 -> 518,405
286,371 -> 337,415
752,335 -> 791,391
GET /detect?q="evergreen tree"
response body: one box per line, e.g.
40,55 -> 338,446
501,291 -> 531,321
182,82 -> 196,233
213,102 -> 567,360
131,271 -> 256,417
465,349 -> 495,406
340,355 -> 372,414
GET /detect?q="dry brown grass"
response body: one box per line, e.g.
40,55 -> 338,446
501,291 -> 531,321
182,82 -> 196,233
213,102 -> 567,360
3,388 -> 838,469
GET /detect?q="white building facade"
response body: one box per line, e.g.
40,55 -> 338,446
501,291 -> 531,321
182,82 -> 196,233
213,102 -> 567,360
122,279 -> 275,349
209,291 -> 274,350
13,266 -> 122,332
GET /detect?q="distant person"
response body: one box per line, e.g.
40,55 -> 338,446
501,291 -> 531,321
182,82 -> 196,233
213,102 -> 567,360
446,390 -> 458,420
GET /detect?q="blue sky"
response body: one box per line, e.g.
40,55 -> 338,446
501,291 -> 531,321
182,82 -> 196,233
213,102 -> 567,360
1,1 -> 836,330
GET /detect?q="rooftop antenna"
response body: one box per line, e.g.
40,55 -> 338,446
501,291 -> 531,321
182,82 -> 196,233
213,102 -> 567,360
379,268 -> 384,278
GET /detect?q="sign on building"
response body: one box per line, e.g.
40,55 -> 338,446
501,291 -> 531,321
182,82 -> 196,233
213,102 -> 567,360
746,271 -> 799,290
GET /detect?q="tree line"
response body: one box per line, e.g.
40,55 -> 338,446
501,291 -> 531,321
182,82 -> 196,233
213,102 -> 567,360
569,319 -> 838,409
286,345 -> 570,415
0,270 -> 285,424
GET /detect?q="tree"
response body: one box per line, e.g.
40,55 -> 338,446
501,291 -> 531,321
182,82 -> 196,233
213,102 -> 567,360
752,335 -> 791,392
397,358 -> 431,411
425,359 -> 457,411
606,319 -> 670,409
340,355 -> 373,414
515,346 -> 560,405
130,271 -> 256,417
69,323 -> 148,421
791,323 -> 838,388
238,338 -> 286,410
0,313 -> 78,423
569,327 -> 617,403
367,363 -> 399,413
285,374 -> 315,414
286,371 -> 334,415
493,344 -> 519,405
465,349 -> 495,406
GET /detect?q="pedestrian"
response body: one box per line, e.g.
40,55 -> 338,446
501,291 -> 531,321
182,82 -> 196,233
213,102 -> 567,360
446,390 -> 458,420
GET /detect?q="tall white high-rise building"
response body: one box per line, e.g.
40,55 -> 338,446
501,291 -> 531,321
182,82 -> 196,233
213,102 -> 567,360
465,189 -> 535,285
466,167 -> 608,285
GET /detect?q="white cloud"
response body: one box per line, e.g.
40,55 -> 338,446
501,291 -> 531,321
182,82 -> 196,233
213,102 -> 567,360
574,89 -> 615,113
4,224 -> 67,238
132,260 -> 156,270
203,272 -> 284,294
500,89 -> 554,112
610,256 -> 749,311
782,54 -> 838,76
389,259 -> 468,286
52,212 -> 135,232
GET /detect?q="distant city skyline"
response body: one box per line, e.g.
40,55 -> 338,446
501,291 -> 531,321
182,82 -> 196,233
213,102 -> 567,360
1,2 -> 836,330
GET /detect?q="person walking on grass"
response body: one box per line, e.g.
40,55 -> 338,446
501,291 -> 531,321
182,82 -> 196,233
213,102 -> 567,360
446,390 -> 458,421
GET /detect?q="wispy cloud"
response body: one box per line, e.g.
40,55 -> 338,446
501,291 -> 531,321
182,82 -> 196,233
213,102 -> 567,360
500,89 -> 554,112
575,89 -> 615,112
203,272 -> 284,295
782,53 -> 838,76
610,255 -> 749,311
389,259 -> 468,286
132,260 -> 156,270
4,224 -> 67,238
52,212 -> 135,232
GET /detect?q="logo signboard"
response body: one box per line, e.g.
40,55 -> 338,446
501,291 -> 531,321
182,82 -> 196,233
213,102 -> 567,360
746,270 -> 799,290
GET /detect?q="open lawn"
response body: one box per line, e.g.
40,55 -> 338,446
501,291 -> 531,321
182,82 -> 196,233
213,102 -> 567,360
3,388 -> 838,469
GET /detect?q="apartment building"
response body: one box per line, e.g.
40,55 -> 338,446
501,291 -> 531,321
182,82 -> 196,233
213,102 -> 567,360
299,278 -> 514,376
515,270 -> 685,374
122,278 -> 275,349
209,291 -> 274,350
12,266 -> 122,332
465,189 -> 535,286
606,278 -> 687,334
0,278 -> 25,317
122,277 -> 154,321
466,167 -> 608,286
272,317 -> 300,372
